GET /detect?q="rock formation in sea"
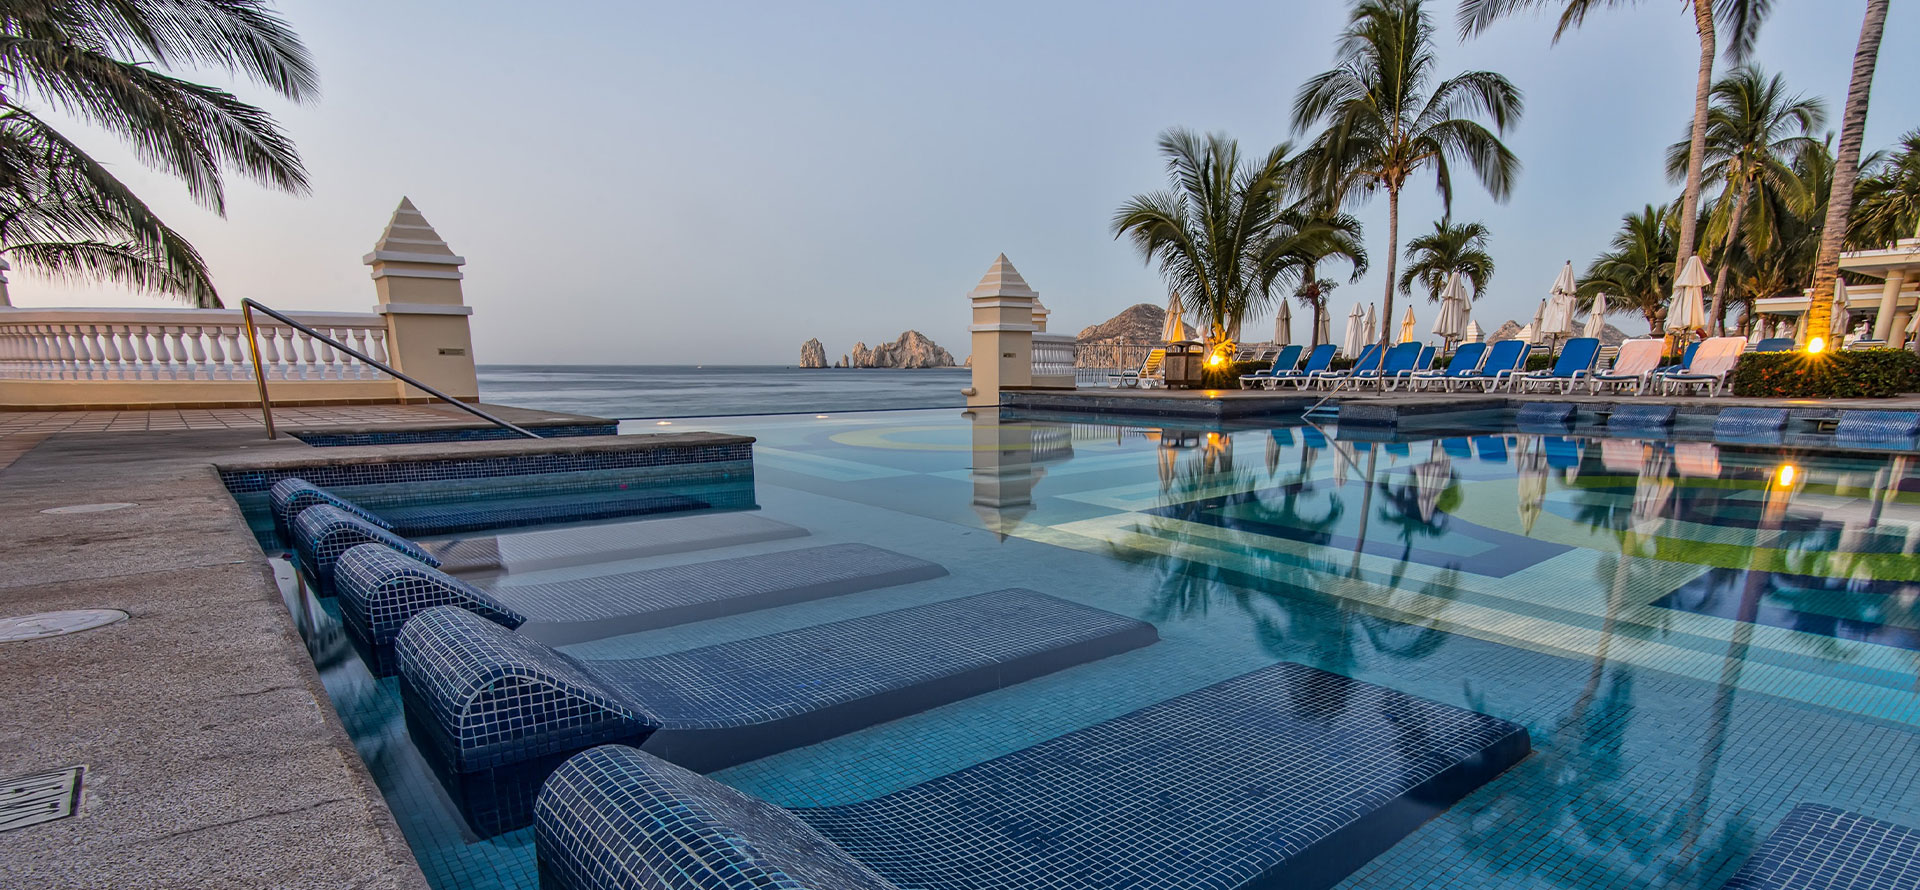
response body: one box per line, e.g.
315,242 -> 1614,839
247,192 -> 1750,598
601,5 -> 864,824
799,338 -> 828,368
850,342 -> 871,368
1078,303 -> 1165,344
836,355 -> 849,368
856,331 -> 957,368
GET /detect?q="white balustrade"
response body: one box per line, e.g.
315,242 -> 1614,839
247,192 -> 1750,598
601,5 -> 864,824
0,308 -> 393,383
1031,332 -> 1078,385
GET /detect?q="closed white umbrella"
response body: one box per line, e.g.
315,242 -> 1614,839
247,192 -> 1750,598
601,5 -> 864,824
1522,299 -> 1546,342
1433,272 -> 1468,345
1668,256 -> 1710,334
1463,319 -> 1485,344
1342,303 -> 1367,357
1747,322 -> 1765,345
1542,261 -> 1578,354
1831,282 -> 1853,337
1162,292 -> 1189,343
1365,303 -> 1379,345
1583,292 -> 1609,339
1314,305 -> 1332,346
1274,300 -> 1292,347
1399,305 -> 1418,343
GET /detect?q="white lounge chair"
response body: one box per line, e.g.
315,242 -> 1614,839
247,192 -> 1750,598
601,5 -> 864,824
1587,338 -> 1665,395
1654,336 -> 1746,396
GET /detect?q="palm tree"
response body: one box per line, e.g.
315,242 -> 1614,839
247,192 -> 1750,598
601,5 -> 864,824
1398,219 -> 1494,303
1805,0 -> 1889,343
1666,67 -> 1824,335
0,0 -> 316,306
1461,0 -> 1774,273
1580,204 -> 1679,334
1284,200 -> 1369,347
1294,0 -> 1522,351
1113,130 -> 1326,352
1851,128 -> 1920,249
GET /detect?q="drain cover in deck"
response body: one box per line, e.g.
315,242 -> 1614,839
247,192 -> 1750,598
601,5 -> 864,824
39,503 -> 136,514
0,766 -> 83,832
0,610 -> 128,642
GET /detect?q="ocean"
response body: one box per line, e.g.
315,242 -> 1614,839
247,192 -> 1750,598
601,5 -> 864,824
476,364 -> 972,419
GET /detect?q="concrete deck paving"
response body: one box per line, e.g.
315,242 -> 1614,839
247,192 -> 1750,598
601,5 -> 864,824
0,404 -> 666,890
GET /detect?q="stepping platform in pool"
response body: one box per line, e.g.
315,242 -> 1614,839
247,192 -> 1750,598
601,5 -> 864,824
1721,804 -> 1920,890
533,661 -> 1531,890
337,542 -> 947,672
400,590 -> 1156,836
417,512 -> 810,579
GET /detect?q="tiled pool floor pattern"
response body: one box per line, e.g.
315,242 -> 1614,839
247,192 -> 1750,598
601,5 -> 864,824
294,411 -> 1920,890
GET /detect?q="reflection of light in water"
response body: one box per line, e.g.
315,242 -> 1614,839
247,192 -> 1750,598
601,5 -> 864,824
1777,464 -> 1796,488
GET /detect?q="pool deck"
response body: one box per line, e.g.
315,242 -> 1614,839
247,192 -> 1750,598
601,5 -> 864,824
0,404 -> 746,889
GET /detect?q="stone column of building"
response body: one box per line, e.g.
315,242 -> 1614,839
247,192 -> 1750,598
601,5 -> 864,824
364,198 -> 480,401
963,254 -> 1037,409
1873,270 -> 1909,344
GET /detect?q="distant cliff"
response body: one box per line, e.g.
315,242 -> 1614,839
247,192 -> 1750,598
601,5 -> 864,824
797,331 -> 958,368
1078,303 -> 1165,344
1486,318 -> 1628,345
799,338 -> 828,368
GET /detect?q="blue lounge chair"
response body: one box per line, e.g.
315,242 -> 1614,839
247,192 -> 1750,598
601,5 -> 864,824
1454,340 -> 1531,392
1510,337 -> 1602,393
1263,343 -> 1337,389
1352,342 -> 1425,390
1402,342 -> 1487,392
1238,344 -> 1304,389
1305,343 -> 1381,390
534,663 -> 1531,890
1752,337 -> 1795,352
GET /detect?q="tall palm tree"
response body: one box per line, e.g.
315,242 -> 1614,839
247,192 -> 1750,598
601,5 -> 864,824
1805,0 -> 1888,343
1580,204 -> 1679,334
0,0 -> 316,306
1398,218 -> 1494,303
1850,128 -> 1920,249
1284,200 -> 1369,347
1294,0 -> 1522,351
1666,67 -> 1824,335
1460,0 -> 1774,272
1112,129 -> 1324,351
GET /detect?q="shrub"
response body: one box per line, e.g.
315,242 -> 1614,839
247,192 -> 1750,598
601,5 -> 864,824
1202,360 -> 1269,389
1327,356 -> 1357,373
1729,348 -> 1920,398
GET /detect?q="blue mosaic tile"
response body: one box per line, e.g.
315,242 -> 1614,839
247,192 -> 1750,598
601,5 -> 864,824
1608,404 -> 1677,430
335,544 -> 527,675
291,423 -> 617,447
382,490 -> 711,537
219,441 -> 753,494
1834,410 -> 1920,442
1516,401 -> 1576,428
534,661 -> 1531,890
1715,407 -> 1791,442
1652,568 -> 1920,653
420,512 -> 810,578
1721,804 -> 1920,890
397,589 -> 1155,775
290,505 -> 440,594
267,477 -> 393,541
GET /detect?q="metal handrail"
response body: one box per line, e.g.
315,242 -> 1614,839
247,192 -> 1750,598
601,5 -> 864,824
239,298 -> 540,440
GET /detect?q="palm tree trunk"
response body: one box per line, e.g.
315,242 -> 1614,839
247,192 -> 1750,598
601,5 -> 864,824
1304,260 -> 1322,347
1381,187 -> 1402,349
1707,181 -> 1753,336
1676,0 -> 1717,266
1806,0 -> 1889,345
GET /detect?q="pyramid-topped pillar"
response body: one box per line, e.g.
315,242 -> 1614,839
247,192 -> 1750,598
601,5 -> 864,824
365,198 -> 478,401
964,254 -> 1037,408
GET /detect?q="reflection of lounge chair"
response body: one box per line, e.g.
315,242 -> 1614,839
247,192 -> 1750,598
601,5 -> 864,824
1511,338 -> 1601,393
534,662 -> 1531,890
1473,435 -> 1509,462
1587,338 -> 1665,395
1673,441 -> 1721,477
1406,342 -> 1487,392
1109,349 -> 1167,388
1239,344 -> 1304,389
1543,437 -> 1582,469
1457,340 -> 1531,392
1600,438 -> 1643,473
1441,437 -> 1474,459
1752,337 -> 1794,352
1654,336 -> 1746,396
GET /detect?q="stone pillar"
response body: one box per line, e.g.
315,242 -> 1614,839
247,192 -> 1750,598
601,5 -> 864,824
963,254 -> 1036,409
966,414 -> 1038,540
1874,270 -> 1909,345
1030,298 -> 1050,333
364,198 -> 479,402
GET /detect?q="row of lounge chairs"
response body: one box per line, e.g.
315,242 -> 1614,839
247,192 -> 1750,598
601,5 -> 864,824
1235,335 -> 1765,397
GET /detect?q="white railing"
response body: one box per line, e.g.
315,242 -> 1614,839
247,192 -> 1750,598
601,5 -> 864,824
0,308 -> 390,382
1031,332 -> 1077,387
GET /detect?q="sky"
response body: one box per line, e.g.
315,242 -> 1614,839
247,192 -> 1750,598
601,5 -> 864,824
10,0 -> 1916,364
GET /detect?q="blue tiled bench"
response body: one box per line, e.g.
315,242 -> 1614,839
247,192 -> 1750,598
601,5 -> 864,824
290,505 -> 439,595
534,662 -> 1531,890
399,591 -> 1157,834
1715,407 -> 1790,442
1516,401 -> 1575,428
1608,403 -> 1676,430
269,477 -> 392,541
337,541 -> 947,671
1834,410 -> 1920,443
1721,804 -> 1919,890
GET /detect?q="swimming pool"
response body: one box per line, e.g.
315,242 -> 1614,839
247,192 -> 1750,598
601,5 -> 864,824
277,407 -> 1919,889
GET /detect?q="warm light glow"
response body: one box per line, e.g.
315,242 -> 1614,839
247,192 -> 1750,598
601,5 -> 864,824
1207,352 -> 1225,367
1777,464 -> 1797,487
815,414 -> 830,419
655,420 -> 672,425
1807,336 -> 1826,354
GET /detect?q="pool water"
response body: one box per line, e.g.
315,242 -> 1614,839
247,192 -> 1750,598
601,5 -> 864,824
285,408 -> 1920,890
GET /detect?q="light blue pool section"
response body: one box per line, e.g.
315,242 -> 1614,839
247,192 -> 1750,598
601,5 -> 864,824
288,408 -> 1920,890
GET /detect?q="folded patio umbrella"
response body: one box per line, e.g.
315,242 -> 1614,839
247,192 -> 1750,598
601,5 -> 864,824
1275,300 -> 1292,348
1399,305 -> 1418,343
1583,292 -> 1609,339
1163,292 -> 1189,343
1433,273 -> 1468,344
1365,303 -> 1379,345
1668,256 -> 1710,334
1542,262 -> 1579,341
1343,303 -> 1367,357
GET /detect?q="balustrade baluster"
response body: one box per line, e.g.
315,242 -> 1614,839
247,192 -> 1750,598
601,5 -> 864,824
205,327 -> 228,379
251,326 -> 278,379
96,325 -> 122,380
314,329 -> 339,378
367,328 -> 389,366
348,329 -> 371,378
130,324 -> 155,379
82,325 -> 105,379
112,326 -> 136,380
187,326 -> 209,379
296,330 -> 319,379
276,327 -> 297,379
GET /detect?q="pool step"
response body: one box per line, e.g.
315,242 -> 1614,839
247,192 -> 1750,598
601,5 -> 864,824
381,489 -> 712,537
420,512 -> 810,579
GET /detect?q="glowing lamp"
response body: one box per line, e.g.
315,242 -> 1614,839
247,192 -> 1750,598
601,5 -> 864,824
1207,352 -> 1226,367
1776,464 -> 1796,487
1806,337 -> 1826,355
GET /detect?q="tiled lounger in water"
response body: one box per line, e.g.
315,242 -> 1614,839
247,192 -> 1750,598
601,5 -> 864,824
1722,804 -> 1920,890
396,592 -> 1157,836
533,662 -> 1533,890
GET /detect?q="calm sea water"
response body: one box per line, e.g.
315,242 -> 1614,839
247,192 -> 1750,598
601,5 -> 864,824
476,364 -> 970,419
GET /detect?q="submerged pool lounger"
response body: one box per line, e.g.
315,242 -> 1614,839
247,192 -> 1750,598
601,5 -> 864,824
1720,804 -> 1919,890
417,512 -> 811,579
271,476 -> 715,542
335,541 -> 949,671
291,505 -> 441,595
398,591 -> 1157,835
270,477 -> 393,541
533,661 -> 1531,890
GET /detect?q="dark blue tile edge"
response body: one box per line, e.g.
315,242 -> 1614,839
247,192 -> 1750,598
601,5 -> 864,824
291,423 -> 617,447
218,442 -> 753,494
1721,803 -> 1920,890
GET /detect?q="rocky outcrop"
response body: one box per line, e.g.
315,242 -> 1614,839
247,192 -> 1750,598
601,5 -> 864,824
1485,319 -> 1628,344
1078,303 -> 1165,344
836,355 -> 849,368
853,331 -> 957,369
1488,320 -> 1523,342
799,338 -> 828,368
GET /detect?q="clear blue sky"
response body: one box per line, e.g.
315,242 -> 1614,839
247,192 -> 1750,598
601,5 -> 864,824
13,0 -> 1916,363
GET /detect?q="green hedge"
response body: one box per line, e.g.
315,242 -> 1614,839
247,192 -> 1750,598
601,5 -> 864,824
1729,348 -> 1920,398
